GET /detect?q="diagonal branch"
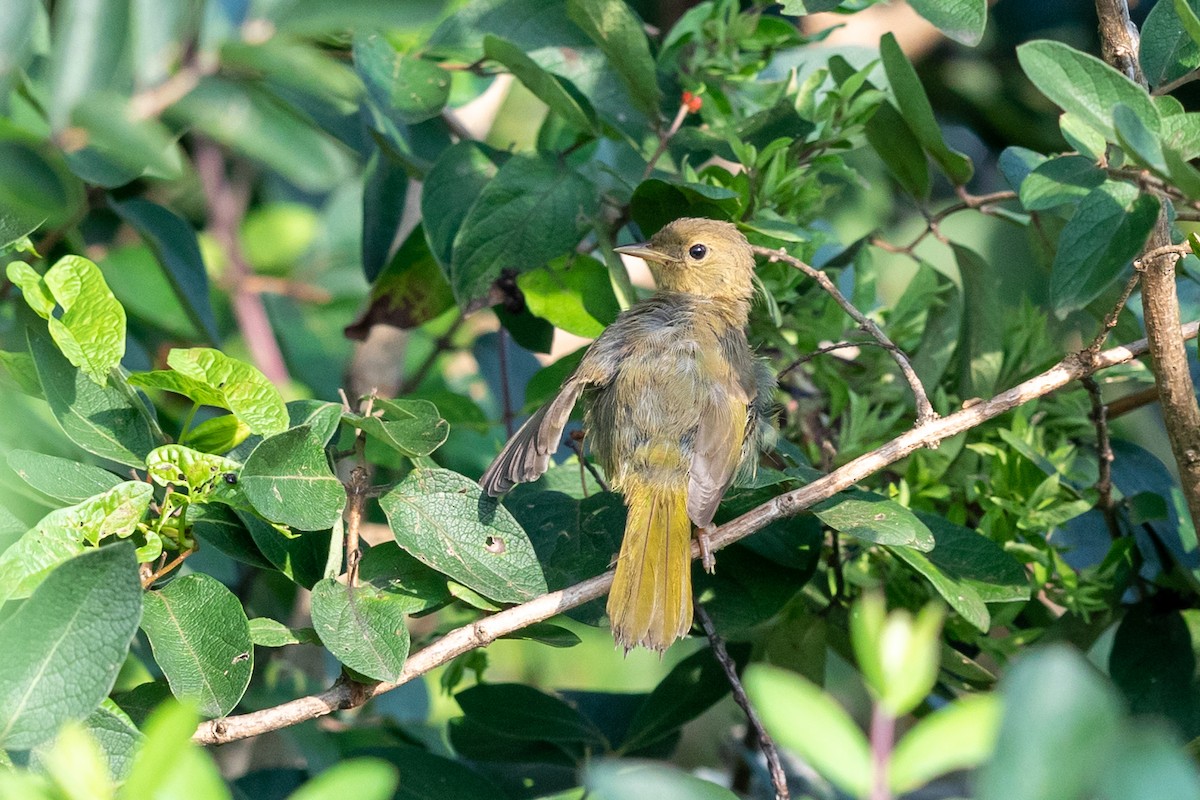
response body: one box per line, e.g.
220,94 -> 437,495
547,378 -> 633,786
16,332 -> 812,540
192,322 -> 1199,746
752,245 -> 937,426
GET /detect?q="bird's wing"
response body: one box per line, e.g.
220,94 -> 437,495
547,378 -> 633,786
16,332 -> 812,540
479,326 -> 626,496
686,381 -> 750,528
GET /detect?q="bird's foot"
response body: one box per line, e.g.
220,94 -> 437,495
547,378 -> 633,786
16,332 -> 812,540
695,525 -> 717,574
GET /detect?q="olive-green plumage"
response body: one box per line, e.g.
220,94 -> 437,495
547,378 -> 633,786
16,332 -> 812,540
480,218 -> 774,651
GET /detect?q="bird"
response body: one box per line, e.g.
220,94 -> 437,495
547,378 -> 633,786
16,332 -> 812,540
480,217 -> 774,651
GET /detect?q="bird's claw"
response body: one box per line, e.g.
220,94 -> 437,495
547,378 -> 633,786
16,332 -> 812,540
696,525 -> 716,574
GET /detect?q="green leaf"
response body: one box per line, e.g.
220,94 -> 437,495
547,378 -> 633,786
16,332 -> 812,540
47,0 -> 130,130
1098,723 -> 1200,800
1140,0 -> 1200,89
360,145 -> 410,283
70,93 -> 181,181
130,347 -> 288,436
586,761 -> 737,800
110,199 -> 220,345
744,664 -> 871,798
286,759 -> 399,800
517,255 -> 620,338
456,683 -> 606,746
450,153 -> 596,303
1019,155 -> 1106,210
1016,39 -> 1160,142
243,511 -> 336,588
28,330 -> 158,467
6,449 -> 123,503
879,33 -> 973,184
357,36 -> 450,125
864,100 -> 931,200
890,544 -> 989,632
119,701 -> 228,800
0,543 -> 142,749
247,617 -> 321,648
1179,0 -> 1200,48
146,445 -> 241,499
813,489 -> 935,550
629,179 -> 742,238
0,129 -> 87,232
421,141 -> 503,267
915,512 -> 1030,603
264,0 -> 447,36
998,146 -> 1047,191
240,426 -> 346,531
220,38 -> 365,114
1114,103 -> 1169,174
890,693 -> 1001,793
380,468 -> 548,604
622,645 -> 744,752
141,573 -> 253,718
1109,606 -> 1200,739
952,244 -> 1005,398
183,414 -> 252,453
188,504 -> 273,570
484,35 -> 599,134
347,223 -> 456,336
288,400 -> 344,446
1049,181 -> 1160,314
977,646 -> 1122,800
169,76 -> 351,192
566,0 -> 661,121
8,256 -> 126,384
310,578 -> 413,682
907,0 -> 986,46
343,398 -> 449,458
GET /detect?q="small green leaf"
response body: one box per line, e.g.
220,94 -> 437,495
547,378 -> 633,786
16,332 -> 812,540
1016,40 -> 1160,142
1140,0 -> 1200,89
586,761 -> 737,800
622,645 -> 745,752
915,512 -> 1030,603
907,0 -> 986,46
744,664 -> 871,798
891,544 -> 989,632
566,0 -> 660,121
850,595 -> 944,716
146,445 -> 241,496
311,578 -> 413,682
517,255 -> 620,337
141,573 -> 253,718
1179,0 -> 1200,47
813,489 -> 935,551
182,414 -> 252,453
119,701 -> 227,800
879,33 -> 973,184
243,510 -> 336,588
8,255 -> 126,384
240,426 -> 346,531
1115,103 -> 1169,174
344,398 -> 449,458
629,179 -> 742,237
456,683 -> 606,746
188,504 -> 273,570
130,347 -> 288,435
354,35 -> 450,125
890,693 -> 1001,793
0,543 -> 142,749
348,223 -> 456,335
6,449 -> 124,503
1050,181 -> 1160,314
380,468 -> 548,604
247,617 -> 320,648
484,35 -> 599,134
864,101 -> 931,200
450,153 -> 596,303
1019,155 -> 1106,210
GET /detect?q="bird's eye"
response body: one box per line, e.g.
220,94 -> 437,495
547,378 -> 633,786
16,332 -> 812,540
688,243 -> 708,260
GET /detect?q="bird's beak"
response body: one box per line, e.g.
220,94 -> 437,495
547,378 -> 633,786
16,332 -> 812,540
614,242 -> 672,263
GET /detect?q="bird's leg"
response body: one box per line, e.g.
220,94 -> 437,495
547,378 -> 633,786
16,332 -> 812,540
695,525 -> 717,574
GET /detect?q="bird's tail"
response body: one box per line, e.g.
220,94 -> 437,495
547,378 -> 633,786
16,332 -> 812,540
606,478 -> 693,652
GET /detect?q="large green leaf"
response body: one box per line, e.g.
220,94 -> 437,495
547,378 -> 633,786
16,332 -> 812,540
1019,155 -> 1106,210
907,0 -> 987,46
287,759 -> 399,800
119,701 -> 228,800
29,329 -> 158,467
353,35 -> 450,125
240,426 -> 346,531
813,490 -> 935,551
586,762 -> 738,800
456,683 -> 607,746
517,254 -> 620,338
343,398 -> 449,458
864,100 -> 931,200
8,256 -> 126,385
380,468 -> 548,604
347,224 -> 456,336
6,449 -> 123,504
744,664 -> 871,798
420,141 -> 503,268
1049,181 -> 1160,314
1140,0 -> 1200,89
449,153 -> 596,303
566,0 -> 661,121
129,347 -> 288,436
46,0 -> 131,130
110,199 -> 220,345
310,578 -> 413,682
1016,40 -> 1160,142
0,543 -> 142,749
141,573 -> 253,718
879,33 -> 973,184
484,35 -> 599,134
890,694 -> 1001,793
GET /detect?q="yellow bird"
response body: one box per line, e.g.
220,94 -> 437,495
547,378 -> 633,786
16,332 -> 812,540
480,218 -> 774,651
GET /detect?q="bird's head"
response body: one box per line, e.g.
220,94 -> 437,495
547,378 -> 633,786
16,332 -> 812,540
615,218 -> 755,301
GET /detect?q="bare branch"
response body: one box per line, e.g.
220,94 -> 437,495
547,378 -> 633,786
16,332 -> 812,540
752,245 -> 938,426
192,322 -> 1200,746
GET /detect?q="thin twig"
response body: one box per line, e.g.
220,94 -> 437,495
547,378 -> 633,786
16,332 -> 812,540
1087,273 -> 1141,356
871,189 -> 1018,255
1152,68 -> 1200,96
753,245 -> 937,426
497,326 -> 515,439
694,603 -> 789,800
1107,385 -> 1159,418
141,548 -> 196,589
778,340 -> 893,378
868,703 -> 896,800
641,101 -> 692,181
194,140 -> 290,385
398,313 -> 465,394
191,322 -> 1200,746
1082,377 -> 1122,540
566,430 -> 611,494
